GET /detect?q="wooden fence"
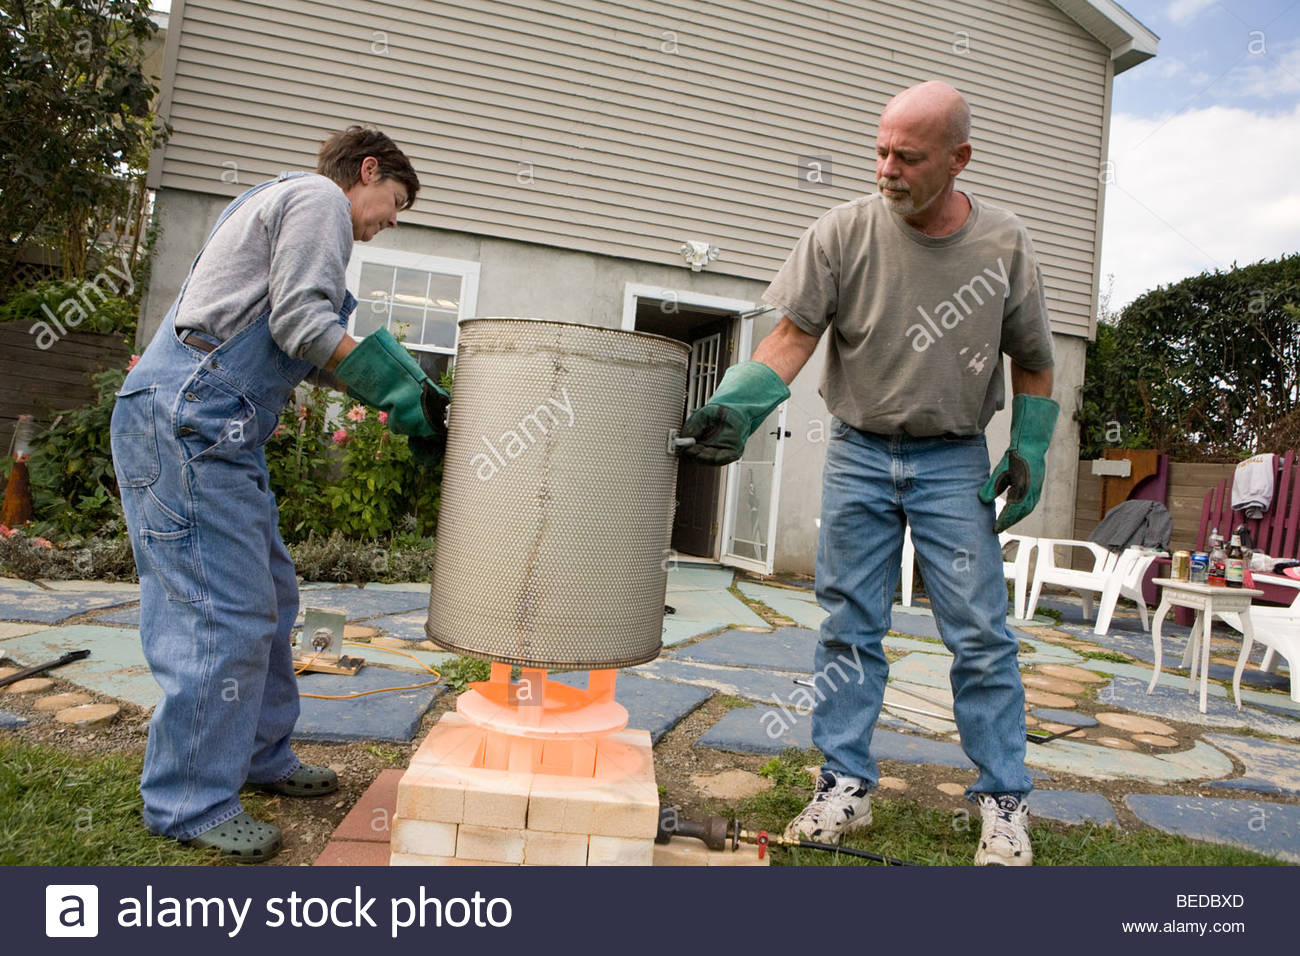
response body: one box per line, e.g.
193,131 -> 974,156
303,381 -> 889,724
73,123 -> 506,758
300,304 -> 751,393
1074,459 -> 1237,551
0,321 -> 131,454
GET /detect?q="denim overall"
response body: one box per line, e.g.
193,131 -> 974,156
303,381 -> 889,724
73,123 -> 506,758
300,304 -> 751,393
110,173 -> 356,840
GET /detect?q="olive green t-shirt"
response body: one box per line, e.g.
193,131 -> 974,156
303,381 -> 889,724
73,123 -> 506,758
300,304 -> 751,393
763,193 -> 1054,437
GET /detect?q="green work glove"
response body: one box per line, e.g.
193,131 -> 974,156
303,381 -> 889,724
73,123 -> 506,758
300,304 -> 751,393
979,393 -> 1059,533
335,327 -> 449,450
680,360 -> 790,466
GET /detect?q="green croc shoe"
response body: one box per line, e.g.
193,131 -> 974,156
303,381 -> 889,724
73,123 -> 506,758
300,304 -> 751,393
185,813 -> 281,863
250,763 -> 338,797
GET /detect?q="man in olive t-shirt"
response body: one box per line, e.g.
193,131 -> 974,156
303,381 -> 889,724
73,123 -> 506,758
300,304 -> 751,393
680,81 -> 1060,866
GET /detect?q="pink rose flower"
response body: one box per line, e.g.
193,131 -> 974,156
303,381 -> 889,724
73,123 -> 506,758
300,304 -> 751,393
346,405 -> 367,422
33,537 -> 53,549
0,525 -> 12,538
127,354 -> 141,371
378,411 -> 388,425
273,424 -> 285,438
332,428 -> 350,446
296,404 -> 309,422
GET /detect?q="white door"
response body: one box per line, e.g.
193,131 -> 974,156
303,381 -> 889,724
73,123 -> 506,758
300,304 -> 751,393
720,310 -> 787,575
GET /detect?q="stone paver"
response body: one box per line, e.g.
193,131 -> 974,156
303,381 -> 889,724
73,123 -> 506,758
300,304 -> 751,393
33,692 -> 92,711
1022,673 -> 1087,695
664,587 -> 770,630
735,582 -> 827,629
1095,736 -> 1138,751
1031,708 -> 1098,728
936,782 -> 966,796
0,666 -> 18,679
1099,676 -> 1300,739
668,626 -> 817,674
1096,712 -> 1177,735
1133,734 -> 1178,748
667,565 -> 737,591
1031,790 -> 1118,826
4,677 -> 53,694
54,703 -> 119,727
661,617 -> 732,647
633,658 -> 810,705
1125,794 -> 1300,863
878,776 -> 908,791
298,586 -> 429,621
0,625 -> 159,708
1202,733 -> 1300,796
1036,664 -> 1104,684
1023,738 -> 1233,783
0,623 -> 48,641
1023,688 -> 1076,709
294,667 -> 447,743
0,580 -> 137,624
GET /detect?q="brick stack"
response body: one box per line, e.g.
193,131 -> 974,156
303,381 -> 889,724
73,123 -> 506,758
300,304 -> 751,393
391,712 -> 767,866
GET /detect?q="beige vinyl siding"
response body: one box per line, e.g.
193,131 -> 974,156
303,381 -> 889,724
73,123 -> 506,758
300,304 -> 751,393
154,0 -> 1111,338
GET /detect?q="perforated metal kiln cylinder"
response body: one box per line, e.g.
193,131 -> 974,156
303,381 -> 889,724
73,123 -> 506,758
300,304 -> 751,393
426,319 -> 689,669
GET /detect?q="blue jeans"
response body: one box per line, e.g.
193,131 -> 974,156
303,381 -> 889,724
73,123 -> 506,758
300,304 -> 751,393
108,173 -> 354,840
812,419 -> 1031,799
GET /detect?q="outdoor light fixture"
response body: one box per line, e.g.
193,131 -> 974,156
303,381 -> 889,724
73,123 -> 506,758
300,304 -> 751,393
680,240 -> 720,271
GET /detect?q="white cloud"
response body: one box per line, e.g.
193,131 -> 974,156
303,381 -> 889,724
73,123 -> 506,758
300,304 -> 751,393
1099,104 -> 1300,310
1165,0 -> 1219,23
1230,38 -> 1300,97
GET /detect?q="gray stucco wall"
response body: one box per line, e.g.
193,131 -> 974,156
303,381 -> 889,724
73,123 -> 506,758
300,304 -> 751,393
142,188 -> 1084,577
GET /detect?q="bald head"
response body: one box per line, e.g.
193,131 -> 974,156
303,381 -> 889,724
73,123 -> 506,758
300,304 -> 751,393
881,81 -> 971,149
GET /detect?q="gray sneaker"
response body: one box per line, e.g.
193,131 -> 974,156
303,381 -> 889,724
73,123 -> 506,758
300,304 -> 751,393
783,771 -> 872,844
975,794 -> 1032,866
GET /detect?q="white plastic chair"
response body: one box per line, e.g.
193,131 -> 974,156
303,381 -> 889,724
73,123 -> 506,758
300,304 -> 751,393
1024,541 -> 1158,636
1216,572 -> 1299,702
898,503 -> 1037,620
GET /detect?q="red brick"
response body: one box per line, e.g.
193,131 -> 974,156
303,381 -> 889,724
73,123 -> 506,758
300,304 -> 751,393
330,768 -> 403,843
314,840 -> 393,867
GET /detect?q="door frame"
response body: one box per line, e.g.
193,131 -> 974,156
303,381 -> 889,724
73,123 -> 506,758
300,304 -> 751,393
623,283 -> 783,571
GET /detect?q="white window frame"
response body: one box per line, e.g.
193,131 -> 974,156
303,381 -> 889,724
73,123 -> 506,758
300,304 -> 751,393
345,247 -> 480,355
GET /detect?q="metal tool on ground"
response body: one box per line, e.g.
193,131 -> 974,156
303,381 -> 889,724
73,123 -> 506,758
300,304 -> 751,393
0,648 -> 90,689
293,607 -> 364,676
1026,724 -> 1086,745
656,807 -> 918,865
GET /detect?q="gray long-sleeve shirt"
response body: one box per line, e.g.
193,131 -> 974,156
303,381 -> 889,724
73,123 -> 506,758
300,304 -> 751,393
175,173 -> 353,371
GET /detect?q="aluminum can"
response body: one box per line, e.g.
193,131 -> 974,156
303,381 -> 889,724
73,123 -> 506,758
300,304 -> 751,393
1189,552 -> 1209,583
1171,551 -> 1190,581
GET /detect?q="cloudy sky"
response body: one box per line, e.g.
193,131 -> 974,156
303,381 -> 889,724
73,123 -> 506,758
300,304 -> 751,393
1103,0 -> 1300,309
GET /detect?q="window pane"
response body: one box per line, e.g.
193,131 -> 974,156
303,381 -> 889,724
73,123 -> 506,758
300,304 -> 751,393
352,302 -> 387,338
427,273 -> 462,312
357,263 -> 395,302
389,304 -> 424,344
423,312 -> 458,349
393,267 -> 431,308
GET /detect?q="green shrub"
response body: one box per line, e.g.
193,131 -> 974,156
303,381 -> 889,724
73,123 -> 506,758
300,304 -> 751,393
25,366 -> 127,541
0,279 -> 137,344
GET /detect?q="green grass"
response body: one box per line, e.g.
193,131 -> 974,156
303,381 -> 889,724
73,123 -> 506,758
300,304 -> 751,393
715,695 -> 755,711
739,749 -> 1284,867
0,739 -> 224,865
1077,649 -> 1136,664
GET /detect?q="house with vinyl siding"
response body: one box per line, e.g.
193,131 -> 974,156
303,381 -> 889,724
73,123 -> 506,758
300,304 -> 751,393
140,0 -> 1157,576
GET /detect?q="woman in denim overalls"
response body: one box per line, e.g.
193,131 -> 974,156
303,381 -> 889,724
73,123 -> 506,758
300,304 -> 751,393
110,128 -> 446,861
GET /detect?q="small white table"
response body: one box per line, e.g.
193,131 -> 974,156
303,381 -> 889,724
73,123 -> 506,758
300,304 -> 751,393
1147,578 -> 1262,713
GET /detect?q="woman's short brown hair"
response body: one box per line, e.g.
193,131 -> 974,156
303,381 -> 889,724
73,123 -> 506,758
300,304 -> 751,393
317,126 -> 419,211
